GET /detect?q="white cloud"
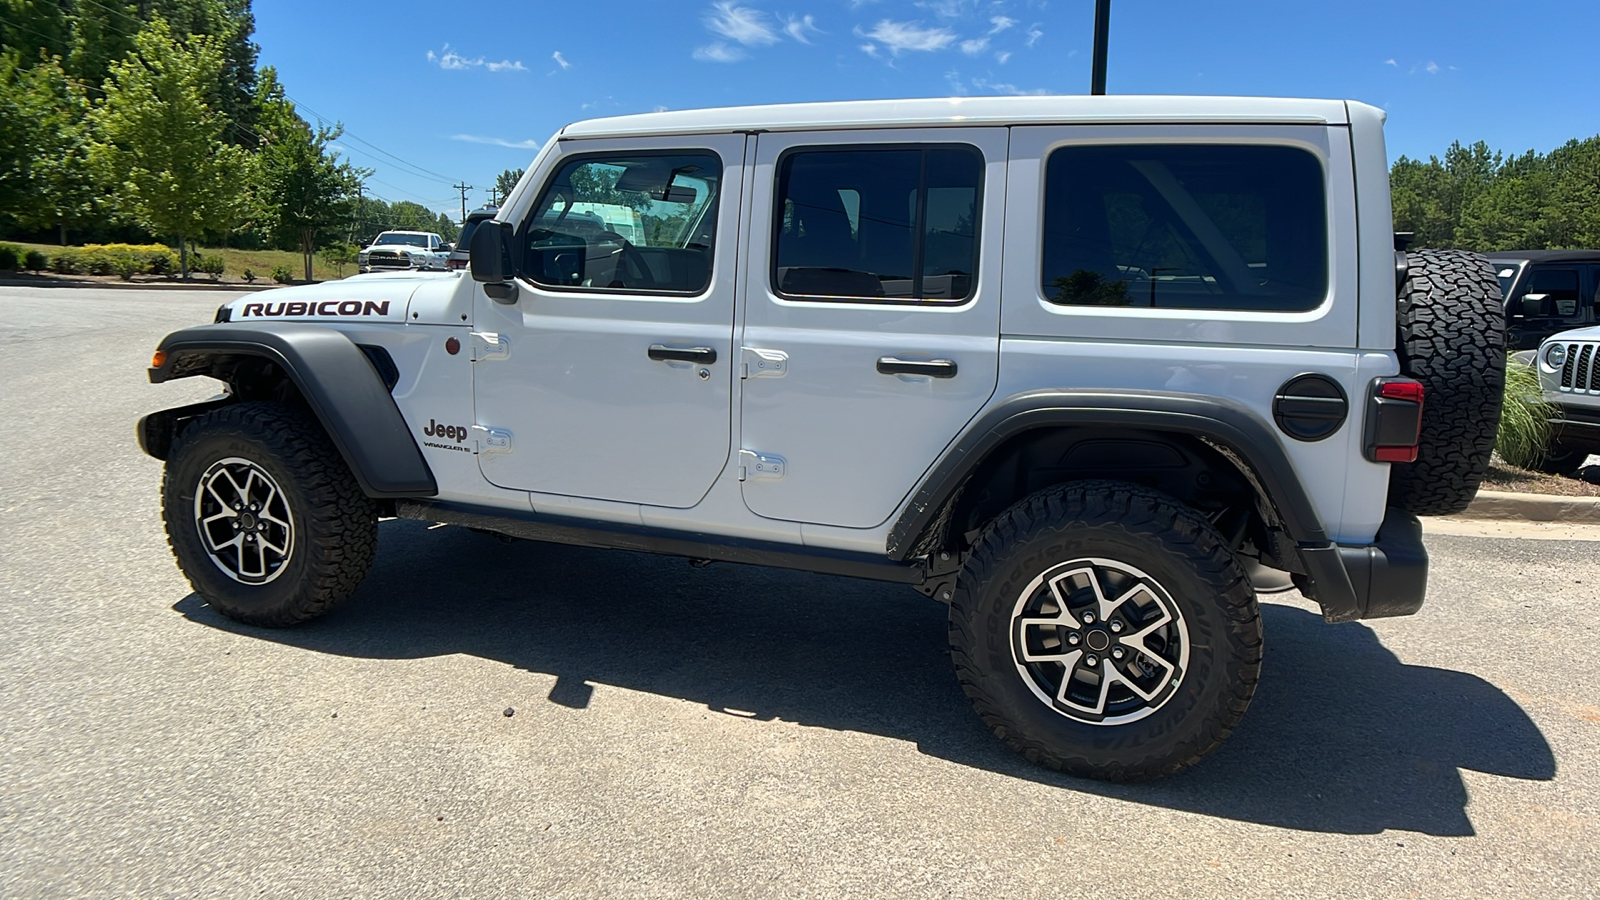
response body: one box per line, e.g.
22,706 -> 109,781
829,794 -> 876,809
1025,24 -> 1042,48
918,0 -> 971,18
705,2 -> 779,45
427,44 -> 525,73
693,41 -> 747,62
1384,58 -> 1397,66
652,104 -> 669,113
552,51 -> 571,70
972,76 -> 1046,96
782,13 -> 822,43
988,15 -> 1016,34
960,38 -> 988,56
859,42 -> 880,57
856,20 -> 957,54
1425,60 -> 1439,74
995,50 -> 1012,64
451,134 -> 541,149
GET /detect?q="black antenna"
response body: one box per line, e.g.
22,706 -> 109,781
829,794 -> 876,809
1091,0 -> 1111,95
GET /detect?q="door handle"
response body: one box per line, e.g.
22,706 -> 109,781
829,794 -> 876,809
877,357 -> 957,378
648,344 -> 717,365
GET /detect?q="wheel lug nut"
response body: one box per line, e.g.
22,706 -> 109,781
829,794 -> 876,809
1067,632 -> 1081,645
1085,655 -> 1098,667
1082,612 -> 1095,625
1112,647 -> 1124,660
1109,620 -> 1123,633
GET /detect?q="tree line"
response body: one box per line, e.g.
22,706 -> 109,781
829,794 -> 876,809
0,0 -> 455,280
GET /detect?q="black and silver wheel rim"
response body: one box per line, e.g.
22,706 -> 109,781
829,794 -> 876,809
1011,558 -> 1190,725
193,457 -> 295,585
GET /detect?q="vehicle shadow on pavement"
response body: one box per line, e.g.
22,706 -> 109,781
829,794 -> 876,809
174,521 -> 1555,837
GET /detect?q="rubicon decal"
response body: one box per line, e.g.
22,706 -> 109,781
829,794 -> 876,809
420,418 -> 472,453
239,300 -> 392,317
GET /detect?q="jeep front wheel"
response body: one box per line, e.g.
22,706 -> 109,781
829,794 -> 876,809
163,402 -> 378,627
949,481 -> 1262,781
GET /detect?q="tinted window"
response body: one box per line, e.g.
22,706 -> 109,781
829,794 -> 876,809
1522,267 -> 1581,318
521,152 -> 721,294
774,146 -> 981,302
1041,144 -> 1327,312
1493,262 -> 1523,299
456,218 -> 483,253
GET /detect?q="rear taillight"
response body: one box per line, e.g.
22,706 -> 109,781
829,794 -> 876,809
1365,377 -> 1425,463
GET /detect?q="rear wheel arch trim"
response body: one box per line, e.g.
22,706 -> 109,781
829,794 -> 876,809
886,389 -> 1330,560
146,324 -> 438,498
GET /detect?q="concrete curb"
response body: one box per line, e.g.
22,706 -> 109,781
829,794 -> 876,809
1459,489 -> 1600,523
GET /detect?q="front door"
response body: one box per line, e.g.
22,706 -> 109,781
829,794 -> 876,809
1508,265 -> 1587,350
737,128 -> 1006,528
473,134 -> 747,508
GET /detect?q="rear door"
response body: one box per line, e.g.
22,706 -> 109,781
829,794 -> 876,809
737,128 -> 1007,528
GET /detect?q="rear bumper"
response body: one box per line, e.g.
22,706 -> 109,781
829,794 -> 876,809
1295,508 -> 1428,622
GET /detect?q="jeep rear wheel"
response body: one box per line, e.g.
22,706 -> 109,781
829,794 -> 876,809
949,481 -> 1261,781
1389,249 -> 1507,516
163,402 -> 378,627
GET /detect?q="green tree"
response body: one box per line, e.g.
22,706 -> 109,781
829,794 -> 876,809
89,17 -> 249,277
433,211 -> 458,242
388,200 -> 438,231
1,54 -> 98,242
494,167 -> 523,202
255,68 -> 361,281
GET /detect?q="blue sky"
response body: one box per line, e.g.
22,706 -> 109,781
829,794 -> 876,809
255,0 -> 1600,219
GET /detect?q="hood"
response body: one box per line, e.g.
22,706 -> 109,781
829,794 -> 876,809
222,277 -> 427,324
1543,325 -> 1600,346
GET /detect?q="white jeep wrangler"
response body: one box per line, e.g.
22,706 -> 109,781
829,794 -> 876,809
139,96 -> 1506,780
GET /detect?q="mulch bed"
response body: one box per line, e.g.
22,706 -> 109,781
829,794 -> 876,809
1480,456 -> 1600,498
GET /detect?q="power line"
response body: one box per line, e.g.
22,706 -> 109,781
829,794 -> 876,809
286,93 -> 461,185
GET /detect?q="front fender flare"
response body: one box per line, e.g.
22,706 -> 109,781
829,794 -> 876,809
145,323 -> 437,498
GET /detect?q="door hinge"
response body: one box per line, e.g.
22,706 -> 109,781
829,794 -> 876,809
737,449 -> 785,481
740,347 -> 788,379
470,331 -> 511,361
472,424 -> 513,454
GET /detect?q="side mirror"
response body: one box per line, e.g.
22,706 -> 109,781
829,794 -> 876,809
1517,293 -> 1549,317
470,221 -> 518,303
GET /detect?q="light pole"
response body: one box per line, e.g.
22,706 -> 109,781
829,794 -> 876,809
1091,0 -> 1111,95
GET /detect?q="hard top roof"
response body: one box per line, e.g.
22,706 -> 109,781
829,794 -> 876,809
1485,249 -> 1600,264
559,95 -> 1360,140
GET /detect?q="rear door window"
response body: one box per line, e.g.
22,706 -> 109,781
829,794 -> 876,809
1040,144 -> 1328,312
773,145 -> 982,302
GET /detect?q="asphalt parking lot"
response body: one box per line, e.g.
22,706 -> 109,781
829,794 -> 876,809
2,285 -> 1597,899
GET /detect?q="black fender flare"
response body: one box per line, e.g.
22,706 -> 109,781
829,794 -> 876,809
888,389 -> 1329,559
144,323 -> 437,498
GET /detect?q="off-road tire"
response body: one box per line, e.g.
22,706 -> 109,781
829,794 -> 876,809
1388,249 -> 1506,516
163,402 -> 378,627
1530,443 -> 1587,477
949,481 -> 1261,781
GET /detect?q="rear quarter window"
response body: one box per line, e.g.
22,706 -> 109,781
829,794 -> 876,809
1041,144 -> 1328,313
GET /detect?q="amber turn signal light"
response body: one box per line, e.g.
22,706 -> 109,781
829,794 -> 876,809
151,350 -> 167,368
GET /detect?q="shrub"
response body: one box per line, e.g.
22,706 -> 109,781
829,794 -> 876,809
51,251 -> 84,275
270,264 -> 294,284
242,268 -> 257,284
82,250 -> 117,276
0,244 -> 19,271
146,252 -> 175,276
196,254 -> 225,279
112,256 -> 142,281
1496,356 -> 1557,469
24,249 -> 49,272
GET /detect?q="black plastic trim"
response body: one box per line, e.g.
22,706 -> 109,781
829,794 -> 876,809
136,394 -> 237,460
1272,373 -> 1348,442
147,323 -> 438,498
397,500 -> 926,585
1340,508 -> 1428,619
889,389 -> 1331,558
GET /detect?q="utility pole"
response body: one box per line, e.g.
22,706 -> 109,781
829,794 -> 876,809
1091,0 -> 1111,95
488,185 -> 502,207
453,182 -> 473,225
350,181 -> 364,244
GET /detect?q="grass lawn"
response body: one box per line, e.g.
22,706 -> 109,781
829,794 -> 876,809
6,241 -> 357,283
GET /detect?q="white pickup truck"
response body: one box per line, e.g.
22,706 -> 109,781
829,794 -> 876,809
357,231 -> 450,273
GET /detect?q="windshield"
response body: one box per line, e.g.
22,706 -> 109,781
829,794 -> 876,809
1494,262 -> 1523,298
375,232 -> 429,248
455,220 -> 483,252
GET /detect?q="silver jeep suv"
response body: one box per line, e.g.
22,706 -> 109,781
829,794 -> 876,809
138,96 -> 1506,780
1532,326 -> 1600,473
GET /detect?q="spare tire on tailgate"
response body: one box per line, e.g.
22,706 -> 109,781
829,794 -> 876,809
1387,249 -> 1506,516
